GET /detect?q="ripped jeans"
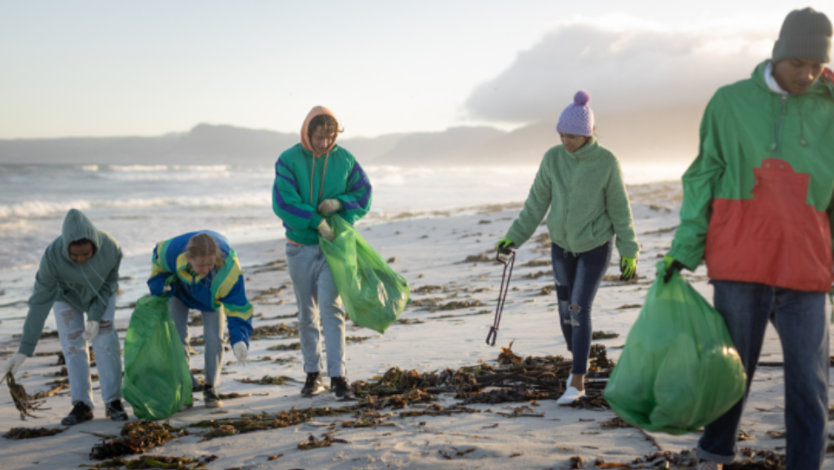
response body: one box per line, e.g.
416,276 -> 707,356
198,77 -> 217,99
54,296 -> 122,408
550,241 -> 612,376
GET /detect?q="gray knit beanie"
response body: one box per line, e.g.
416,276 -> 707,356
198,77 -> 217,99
772,7 -> 832,63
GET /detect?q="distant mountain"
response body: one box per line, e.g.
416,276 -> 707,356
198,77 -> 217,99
0,106 -> 701,166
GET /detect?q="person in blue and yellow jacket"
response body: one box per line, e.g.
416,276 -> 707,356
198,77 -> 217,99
663,8 -> 834,470
272,105 -> 372,399
148,230 -> 253,408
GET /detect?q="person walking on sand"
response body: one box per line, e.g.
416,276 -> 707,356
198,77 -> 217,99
1,208 -> 128,425
662,8 -> 834,470
496,91 -> 639,406
147,230 -> 253,408
272,105 -> 372,399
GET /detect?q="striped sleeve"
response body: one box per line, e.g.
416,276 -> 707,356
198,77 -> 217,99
272,156 -> 322,231
338,160 -> 373,224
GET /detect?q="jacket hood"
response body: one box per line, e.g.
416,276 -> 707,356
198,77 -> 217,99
61,209 -> 102,259
300,105 -> 339,157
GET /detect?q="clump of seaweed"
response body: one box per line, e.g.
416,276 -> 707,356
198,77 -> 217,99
249,323 -> 297,340
87,454 -> 218,469
89,421 -> 188,460
6,372 -> 46,420
4,426 -> 65,439
190,407 -> 352,442
236,375 -> 296,386
297,433 -> 347,450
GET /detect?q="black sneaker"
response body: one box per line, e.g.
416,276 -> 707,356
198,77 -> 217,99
301,372 -> 324,397
203,387 -> 223,408
330,376 -> 353,399
105,399 -> 128,421
61,401 -> 93,426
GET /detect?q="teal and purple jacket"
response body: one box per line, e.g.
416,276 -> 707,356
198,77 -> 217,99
272,106 -> 372,245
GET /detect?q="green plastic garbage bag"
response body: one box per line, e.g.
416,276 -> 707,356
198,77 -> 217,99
320,215 -> 410,334
603,263 -> 746,434
123,295 -> 192,420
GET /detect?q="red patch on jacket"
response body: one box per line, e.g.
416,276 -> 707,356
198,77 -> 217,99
705,158 -> 833,292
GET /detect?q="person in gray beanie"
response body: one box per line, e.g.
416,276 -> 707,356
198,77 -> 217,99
662,7 -> 833,470
496,90 -> 639,406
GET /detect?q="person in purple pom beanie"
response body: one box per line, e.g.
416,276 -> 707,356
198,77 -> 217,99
496,90 -> 639,406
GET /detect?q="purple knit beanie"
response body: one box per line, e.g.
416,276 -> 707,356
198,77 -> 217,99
556,91 -> 594,137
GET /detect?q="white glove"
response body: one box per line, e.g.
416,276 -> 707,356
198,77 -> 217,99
317,198 -> 341,215
83,320 -> 100,341
232,342 -> 248,366
2,353 -> 27,376
317,219 -> 335,242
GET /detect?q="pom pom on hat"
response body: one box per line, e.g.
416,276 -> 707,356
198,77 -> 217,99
556,90 -> 594,137
772,7 -> 832,63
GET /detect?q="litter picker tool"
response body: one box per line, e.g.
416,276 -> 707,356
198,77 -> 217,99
486,249 -> 515,346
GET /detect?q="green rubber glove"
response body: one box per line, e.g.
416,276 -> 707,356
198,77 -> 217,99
496,237 -> 515,254
662,255 -> 684,283
619,257 -> 636,281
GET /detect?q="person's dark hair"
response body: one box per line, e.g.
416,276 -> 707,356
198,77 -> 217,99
307,114 -> 340,142
68,238 -> 96,255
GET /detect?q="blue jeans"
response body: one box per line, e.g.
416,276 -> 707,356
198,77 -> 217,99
169,295 -> 224,389
698,281 -> 828,469
54,296 -> 122,408
286,243 -> 346,378
550,241 -> 612,376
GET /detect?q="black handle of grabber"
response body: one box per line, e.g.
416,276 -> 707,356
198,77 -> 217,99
486,249 -> 515,346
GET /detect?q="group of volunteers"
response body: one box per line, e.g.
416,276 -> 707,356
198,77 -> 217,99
2,7 -> 832,470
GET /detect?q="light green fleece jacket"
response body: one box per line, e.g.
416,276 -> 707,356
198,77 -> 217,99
505,137 -> 639,258
19,209 -> 122,356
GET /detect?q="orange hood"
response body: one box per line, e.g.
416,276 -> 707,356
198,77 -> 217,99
300,105 -> 339,157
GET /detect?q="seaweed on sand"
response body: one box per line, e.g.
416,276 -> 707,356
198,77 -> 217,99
89,421 -> 188,460
5,372 -> 47,420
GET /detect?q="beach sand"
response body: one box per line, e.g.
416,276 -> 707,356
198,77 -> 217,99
0,181 -> 830,469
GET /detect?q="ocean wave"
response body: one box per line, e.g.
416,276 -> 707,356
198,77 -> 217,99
0,193 -> 270,219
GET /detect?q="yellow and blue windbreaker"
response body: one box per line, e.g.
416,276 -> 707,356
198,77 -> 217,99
148,230 -> 253,346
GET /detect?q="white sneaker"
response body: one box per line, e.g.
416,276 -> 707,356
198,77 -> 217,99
556,385 -> 585,405
697,462 -> 722,470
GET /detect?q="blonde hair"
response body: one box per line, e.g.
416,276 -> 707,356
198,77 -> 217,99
185,233 -> 225,269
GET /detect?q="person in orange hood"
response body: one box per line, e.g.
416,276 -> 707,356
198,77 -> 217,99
272,106 -> 372,399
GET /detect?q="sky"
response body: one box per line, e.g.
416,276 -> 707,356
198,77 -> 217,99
0,0 -> 831,140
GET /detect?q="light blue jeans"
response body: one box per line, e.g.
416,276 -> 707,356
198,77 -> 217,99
550,241 -> 612,376
698,281 -> 829,469
286,243 -> 346,378
54,295 -> 121,408
169,295 -> 224,389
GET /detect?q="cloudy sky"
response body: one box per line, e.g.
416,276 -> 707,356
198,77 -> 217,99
0,0 -> 829,139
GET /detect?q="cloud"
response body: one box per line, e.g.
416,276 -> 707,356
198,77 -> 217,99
464,22 -> 773,124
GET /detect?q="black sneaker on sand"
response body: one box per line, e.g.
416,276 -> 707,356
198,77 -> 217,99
301,372 -> 325,397
61,401 -> 93,426
203,387 -> 223,408
105,399 -> 128,421
330,376 -> 353,399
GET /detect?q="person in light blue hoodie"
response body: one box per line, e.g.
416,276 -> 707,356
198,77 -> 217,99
1,209 -> 127,425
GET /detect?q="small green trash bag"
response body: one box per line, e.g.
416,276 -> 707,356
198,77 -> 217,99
123,295 -> 192,420
603,264 -> 746,434
320,215 -> 410,334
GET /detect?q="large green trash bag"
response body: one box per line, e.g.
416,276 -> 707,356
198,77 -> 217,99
123,295 -> 193,420
319,215 -> 410,334
603,263 -> 746,434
